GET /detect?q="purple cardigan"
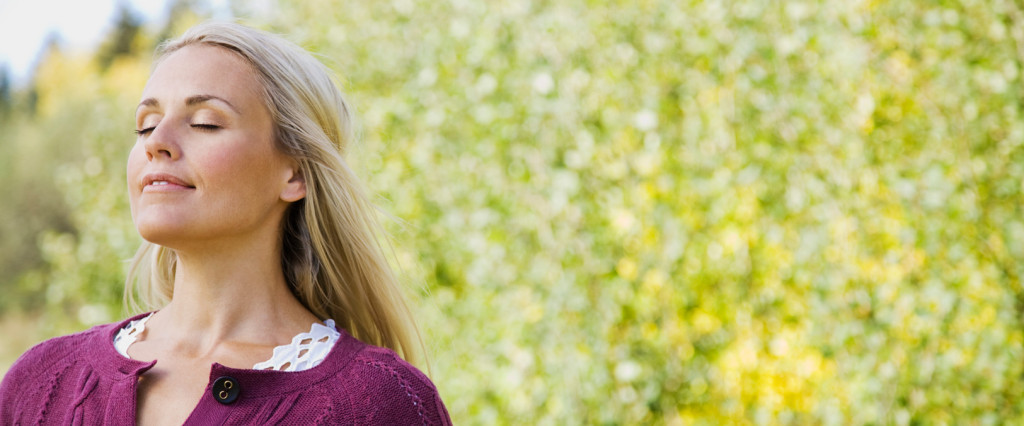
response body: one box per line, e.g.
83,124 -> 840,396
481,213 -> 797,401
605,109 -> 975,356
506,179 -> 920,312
0,313 -> 452,425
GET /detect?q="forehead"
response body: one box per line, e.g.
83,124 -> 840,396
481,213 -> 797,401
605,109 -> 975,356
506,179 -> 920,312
142,44 -> 263,107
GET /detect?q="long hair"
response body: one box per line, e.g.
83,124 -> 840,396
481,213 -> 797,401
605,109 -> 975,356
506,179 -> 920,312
125,21 -> 423,364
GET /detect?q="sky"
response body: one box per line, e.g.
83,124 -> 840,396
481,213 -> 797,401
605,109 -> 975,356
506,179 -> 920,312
0,0 -> 230,86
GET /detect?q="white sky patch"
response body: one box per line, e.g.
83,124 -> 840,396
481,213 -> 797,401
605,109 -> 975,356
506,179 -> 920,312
0,0 -> 230,86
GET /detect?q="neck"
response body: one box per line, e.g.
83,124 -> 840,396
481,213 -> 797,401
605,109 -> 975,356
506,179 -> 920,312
150,232 -> 319,354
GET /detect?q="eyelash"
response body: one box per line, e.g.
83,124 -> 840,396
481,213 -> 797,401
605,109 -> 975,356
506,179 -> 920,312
192,124 -> 220,132
134,124 -> 220,136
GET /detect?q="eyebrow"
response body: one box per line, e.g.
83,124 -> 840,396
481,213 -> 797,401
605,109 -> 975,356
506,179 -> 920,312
136,94 -> 240,113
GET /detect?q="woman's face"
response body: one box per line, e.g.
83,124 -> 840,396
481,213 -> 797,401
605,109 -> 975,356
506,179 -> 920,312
128,44 -> 304,249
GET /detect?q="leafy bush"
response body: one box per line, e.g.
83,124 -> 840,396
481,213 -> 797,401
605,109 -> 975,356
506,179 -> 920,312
4,0 -> 1024,423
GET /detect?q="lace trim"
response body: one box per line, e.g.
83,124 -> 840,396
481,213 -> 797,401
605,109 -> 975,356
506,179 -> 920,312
113,313 -> 153,357
112,315 -> 340,372
253,320 -> 340,372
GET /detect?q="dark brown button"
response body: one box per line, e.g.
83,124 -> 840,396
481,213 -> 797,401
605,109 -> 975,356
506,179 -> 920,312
212,376 -> 240,404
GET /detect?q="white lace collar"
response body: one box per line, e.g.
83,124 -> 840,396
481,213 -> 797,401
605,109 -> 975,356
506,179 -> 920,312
112,314 -> 341,372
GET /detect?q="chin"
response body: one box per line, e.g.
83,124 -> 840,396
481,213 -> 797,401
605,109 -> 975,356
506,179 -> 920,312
137,227 -> 187,249
133,216 -> 192,248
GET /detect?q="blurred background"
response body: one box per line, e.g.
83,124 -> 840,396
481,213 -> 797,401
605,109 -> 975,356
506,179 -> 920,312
3,0 -> 1024,423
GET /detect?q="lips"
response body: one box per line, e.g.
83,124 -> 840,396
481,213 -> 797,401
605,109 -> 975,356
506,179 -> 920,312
141,172 -> 195,191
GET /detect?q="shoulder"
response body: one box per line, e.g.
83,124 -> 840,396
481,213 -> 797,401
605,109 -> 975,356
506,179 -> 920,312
326,343 -> 452,425
3,322 -> 113,379
0,321 -> 120,420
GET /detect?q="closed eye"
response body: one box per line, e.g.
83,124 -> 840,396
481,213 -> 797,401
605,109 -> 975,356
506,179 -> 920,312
192,124 -> 220,131
135,127 -> 155,136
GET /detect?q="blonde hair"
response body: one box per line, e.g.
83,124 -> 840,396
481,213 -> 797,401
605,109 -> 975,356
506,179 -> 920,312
126,21 -> 423,364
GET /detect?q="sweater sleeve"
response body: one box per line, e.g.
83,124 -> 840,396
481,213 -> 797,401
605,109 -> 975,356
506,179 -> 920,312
340,348 -> 453,426
0,341 -> 54,423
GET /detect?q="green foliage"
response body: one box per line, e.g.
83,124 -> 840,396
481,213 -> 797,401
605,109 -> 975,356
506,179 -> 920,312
0,40 -> 149,322
4,0 -> 1024,423
95,4 -> 145,71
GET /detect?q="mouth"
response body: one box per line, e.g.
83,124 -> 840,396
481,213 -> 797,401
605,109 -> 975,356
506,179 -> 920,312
142,173 -> 195,191
148,180 -> 192,187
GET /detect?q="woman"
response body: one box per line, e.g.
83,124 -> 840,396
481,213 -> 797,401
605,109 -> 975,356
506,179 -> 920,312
0,22 -> 451,425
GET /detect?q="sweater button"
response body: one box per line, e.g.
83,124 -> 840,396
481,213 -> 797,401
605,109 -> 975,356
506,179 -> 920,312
212,376 -> 240,404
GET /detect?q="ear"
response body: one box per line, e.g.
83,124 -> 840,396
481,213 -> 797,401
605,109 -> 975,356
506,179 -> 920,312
280,166 -> 306,203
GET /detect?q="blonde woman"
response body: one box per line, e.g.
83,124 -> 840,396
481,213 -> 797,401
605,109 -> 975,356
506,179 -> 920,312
0,22 -> 451,425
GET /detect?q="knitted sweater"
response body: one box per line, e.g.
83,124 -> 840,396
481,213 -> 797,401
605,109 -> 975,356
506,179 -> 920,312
0,313 -> 452,425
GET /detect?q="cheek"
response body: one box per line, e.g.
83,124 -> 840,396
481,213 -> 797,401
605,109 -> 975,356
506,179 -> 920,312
203,140 -> 281,191
126,144 -> 145,213
126,144 -> 145,189
196,149 -> 241,191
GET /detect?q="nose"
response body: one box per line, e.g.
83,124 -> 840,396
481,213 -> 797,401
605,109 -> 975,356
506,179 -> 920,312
144,122 -> 181,161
